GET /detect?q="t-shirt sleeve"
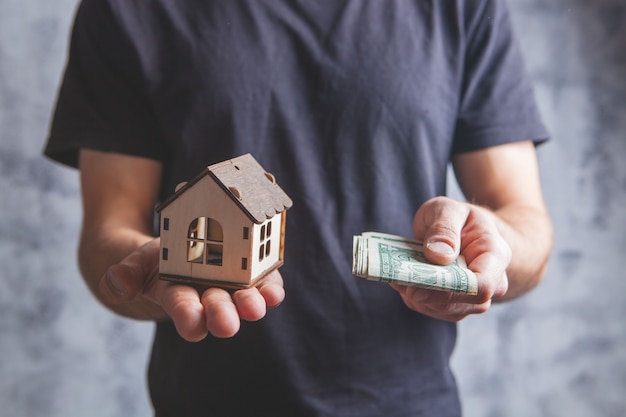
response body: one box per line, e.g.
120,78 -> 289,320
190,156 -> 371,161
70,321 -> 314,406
452,0 -> 548,153
44,0 -> 166,168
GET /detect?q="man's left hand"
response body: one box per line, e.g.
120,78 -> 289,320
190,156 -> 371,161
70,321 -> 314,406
390,196 -> 510,322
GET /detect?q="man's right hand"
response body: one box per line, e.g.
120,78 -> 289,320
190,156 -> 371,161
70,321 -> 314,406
78,149 -> 284,342
98,238 -> 285,341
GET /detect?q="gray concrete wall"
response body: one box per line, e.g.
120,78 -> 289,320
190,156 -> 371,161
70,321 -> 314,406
452,2 -> 626,416
1,1 -> 624,416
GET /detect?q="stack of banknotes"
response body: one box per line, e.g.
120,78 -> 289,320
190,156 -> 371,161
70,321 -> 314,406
352,232 -> 478,295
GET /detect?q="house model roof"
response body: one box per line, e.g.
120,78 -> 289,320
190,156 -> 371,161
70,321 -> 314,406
156,154 -> 293,224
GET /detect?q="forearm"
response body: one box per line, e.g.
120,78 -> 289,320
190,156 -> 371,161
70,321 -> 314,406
451,141 -> 553,301
78,224 -> 167,321
491,203 -> 553,301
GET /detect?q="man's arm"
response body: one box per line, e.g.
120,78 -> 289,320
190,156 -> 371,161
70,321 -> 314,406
78,149 -> 285,340
452,140 -> 553,300
391,141 -> 553,321
78,148 -> 165,318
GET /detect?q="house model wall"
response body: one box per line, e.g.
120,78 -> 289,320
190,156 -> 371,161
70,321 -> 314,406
156,154 -> 293,288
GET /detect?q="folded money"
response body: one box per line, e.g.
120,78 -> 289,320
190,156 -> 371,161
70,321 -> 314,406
352,232 -> 477,295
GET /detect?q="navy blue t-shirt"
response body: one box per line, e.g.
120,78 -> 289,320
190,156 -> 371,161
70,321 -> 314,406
45,1 -> 547,416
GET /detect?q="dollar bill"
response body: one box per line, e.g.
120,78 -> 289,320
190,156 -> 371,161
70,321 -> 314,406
352,232 -> 477,295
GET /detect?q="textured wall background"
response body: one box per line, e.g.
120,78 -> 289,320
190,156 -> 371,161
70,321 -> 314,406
1,1 -> 624,416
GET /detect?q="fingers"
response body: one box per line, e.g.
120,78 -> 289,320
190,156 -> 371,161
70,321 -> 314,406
231,270 -> 285,321
200,270 -> 286,339
461,208 -> 511,300
391,284 -> 494,322
201,288 -> 241,338
391,256 -> 509,321
399,197 -> 512,321
413,197 -> 469,265
159,284 -> 208,342
255,269 -> 285,309
100,238 -> 285,340
151,282 -> 275,341
465,249 -> 510,301
391,241 -> 509,321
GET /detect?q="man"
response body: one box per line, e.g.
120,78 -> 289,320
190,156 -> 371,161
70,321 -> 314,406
45,0 -> 552,415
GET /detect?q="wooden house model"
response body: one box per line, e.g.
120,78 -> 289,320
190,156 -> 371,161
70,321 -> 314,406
156,154 -> 293,288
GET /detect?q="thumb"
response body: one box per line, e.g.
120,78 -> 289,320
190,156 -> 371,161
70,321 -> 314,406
99,239 -> 160,303
100,263 -> 145,303
424,240 -> 457,264
413,197 -> 469,265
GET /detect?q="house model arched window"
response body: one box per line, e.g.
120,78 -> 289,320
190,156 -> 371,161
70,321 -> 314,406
156,154 -> 292,289
187,217 -> 223,265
